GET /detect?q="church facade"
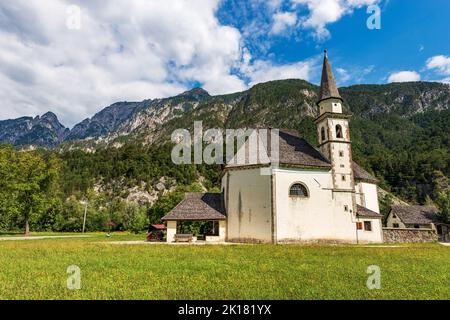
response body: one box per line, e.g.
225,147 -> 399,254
163,52 -> 383,244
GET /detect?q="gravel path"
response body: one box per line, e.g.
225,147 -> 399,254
104,240 -> 241,245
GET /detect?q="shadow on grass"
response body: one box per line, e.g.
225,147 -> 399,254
0,231 -> 26,236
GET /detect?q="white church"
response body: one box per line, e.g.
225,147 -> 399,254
162,52 -> 383,244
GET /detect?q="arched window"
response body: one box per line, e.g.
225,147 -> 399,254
321,127 -> 326,142
289,183 -> 309,198
336,125 -> 343,138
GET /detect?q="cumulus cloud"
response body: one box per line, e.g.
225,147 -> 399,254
426,55 -> 450,75
241,58 -> 314,86
336,68 -> 351,83
267,0 -> 285,10
334,64 -> 374,84
292,0 -> 379,39
0,0 -> 247,126
425,55 -> 450,84
271,11 -> 298,35
0,0 -> 375,127
387,71 -> 421,83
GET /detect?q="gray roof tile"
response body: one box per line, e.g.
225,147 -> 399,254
162,193 -> 226,221
357,205 -> 382,218
225,129 -> 379,185
390,205 -> 443,225
226,128 -> 332,169
353,162 -> 379,184
318,52 -> 342,103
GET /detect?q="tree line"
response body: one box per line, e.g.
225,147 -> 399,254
0,143 -> 220,234
0,109 -> 449,234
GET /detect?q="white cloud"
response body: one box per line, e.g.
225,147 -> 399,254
0,0 -> 247,126
0,0 -> 381,127
387,71 -> 421,83
426,55 -> 450,75
242,59 -> 313,86
336,67 -> 351,82
292,0 -> 379,39
332,64 -> 374,85
267,0 -> 285,10
271,11 -> 297,35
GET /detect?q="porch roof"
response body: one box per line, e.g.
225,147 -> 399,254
162,193 -> 226,221
356,205 -> 382,219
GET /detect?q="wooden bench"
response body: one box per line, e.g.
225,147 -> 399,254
174,234 -> 193,243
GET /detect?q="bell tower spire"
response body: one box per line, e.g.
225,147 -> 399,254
318,50 -> 342,105
314,51 -> 354,193
317,50 -> 343,115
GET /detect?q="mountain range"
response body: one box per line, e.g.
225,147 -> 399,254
1,80 -> 449,148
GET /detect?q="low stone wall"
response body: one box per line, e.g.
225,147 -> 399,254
383,228 -> 438,244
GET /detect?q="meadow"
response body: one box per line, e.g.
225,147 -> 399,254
0,233 -> 448,300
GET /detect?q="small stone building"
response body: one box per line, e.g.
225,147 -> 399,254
386,205 -> 450,242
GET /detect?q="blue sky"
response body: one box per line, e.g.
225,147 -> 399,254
0,0 -> 449,126
217,0 -> 450,86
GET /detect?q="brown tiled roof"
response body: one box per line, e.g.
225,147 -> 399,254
161,193 -> 226,221
277,130 -> 332,168
318,51 -> 342,103
353,162 -> 379,184
226,129 -> 332,169
357,205 -> 382,218
390,205 -> 444,225
225,129 -> 378,184
150,224 -> 166,230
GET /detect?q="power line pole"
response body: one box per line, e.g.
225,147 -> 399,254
82,200 -> 88,233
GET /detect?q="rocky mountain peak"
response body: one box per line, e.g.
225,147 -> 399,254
40,111 -> 65,128
0,112 -> 67,147
177,87 -> 210,100
1,80 -> 449,149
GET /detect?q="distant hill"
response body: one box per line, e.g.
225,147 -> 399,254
1,80 -> 449,149
1,80 -> 449,223
0,112 -> 68,147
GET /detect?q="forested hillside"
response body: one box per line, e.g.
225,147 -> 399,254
1,80 -> 449,233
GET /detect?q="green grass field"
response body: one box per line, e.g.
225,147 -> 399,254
0,233 -> 448,300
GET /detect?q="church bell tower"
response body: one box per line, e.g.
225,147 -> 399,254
315,51 -> 355,193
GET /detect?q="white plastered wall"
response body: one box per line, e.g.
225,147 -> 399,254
274,168 -> 358,243
356,217 -> 383,243
224,168 -> 273,242
355,182 -> 380,213
166,221 -> 177,243
317,117 -> 353,191
385,211 -> 406,228
318,98 -> 342,114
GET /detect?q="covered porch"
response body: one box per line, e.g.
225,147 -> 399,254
436,223 -> 450,243
161,193 -> 227,243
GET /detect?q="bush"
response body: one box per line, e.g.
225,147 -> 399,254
436,188 -> 450,223
124,203 -> 149,234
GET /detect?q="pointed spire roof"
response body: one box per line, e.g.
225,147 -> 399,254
318,50 -> 342,103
